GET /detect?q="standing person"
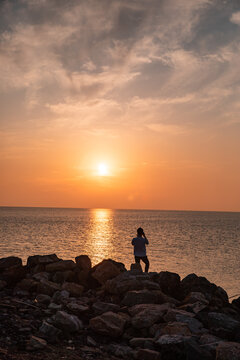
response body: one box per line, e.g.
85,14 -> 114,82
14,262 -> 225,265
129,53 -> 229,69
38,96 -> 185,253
132,227 -> 149,272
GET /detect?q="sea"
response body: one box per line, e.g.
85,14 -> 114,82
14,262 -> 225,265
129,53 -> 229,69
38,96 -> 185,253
0,207 -> 240,298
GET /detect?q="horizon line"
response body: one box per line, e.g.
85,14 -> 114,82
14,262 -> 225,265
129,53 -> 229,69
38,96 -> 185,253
0,205 -> 239,214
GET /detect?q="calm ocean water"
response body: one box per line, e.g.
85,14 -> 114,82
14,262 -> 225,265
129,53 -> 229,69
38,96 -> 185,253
0,207 -> 240,298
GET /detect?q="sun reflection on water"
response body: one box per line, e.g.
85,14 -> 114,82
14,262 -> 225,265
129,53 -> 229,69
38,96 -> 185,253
87,208 -> 114,265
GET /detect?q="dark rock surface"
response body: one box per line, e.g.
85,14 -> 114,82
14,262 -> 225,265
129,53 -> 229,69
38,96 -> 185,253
0,254 -> 239,360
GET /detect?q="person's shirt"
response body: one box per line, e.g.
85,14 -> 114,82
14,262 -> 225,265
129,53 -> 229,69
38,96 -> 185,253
132,236 -> 149,257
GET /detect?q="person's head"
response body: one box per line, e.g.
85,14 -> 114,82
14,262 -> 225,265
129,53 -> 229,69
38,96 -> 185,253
137,227 -> 144,236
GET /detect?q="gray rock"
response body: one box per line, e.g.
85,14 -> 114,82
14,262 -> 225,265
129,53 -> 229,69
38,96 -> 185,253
53,310 -> 83,332
39,321 -> 61,343
66,302 -> 89,314
207,312 -> 240,332
52,290 -> 69,304
48,303 -> 62,311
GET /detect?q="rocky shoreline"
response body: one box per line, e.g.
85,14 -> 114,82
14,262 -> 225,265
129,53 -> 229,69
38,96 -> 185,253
1,254 -> 240,360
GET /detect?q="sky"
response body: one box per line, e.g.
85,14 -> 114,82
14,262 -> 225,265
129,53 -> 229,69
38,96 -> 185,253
0,0 -> 240,211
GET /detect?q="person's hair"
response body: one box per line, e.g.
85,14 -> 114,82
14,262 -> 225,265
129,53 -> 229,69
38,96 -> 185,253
137,227 -> 144,236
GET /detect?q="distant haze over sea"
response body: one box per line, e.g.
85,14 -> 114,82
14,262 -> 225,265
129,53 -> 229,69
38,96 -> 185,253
1,207 -> 240,298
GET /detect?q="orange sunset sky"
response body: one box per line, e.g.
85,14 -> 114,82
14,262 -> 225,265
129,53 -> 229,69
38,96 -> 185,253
1,0 -> 240,211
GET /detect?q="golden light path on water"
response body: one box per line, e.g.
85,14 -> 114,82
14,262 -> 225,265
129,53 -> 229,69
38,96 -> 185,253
87,208 -> 114,265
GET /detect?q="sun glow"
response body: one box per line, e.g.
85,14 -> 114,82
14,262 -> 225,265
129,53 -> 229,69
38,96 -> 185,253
98,163 -> 109,176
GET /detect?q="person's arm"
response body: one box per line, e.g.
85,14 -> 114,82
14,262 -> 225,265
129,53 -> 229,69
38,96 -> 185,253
132,238 -> 135,246
143,232 -> 149,245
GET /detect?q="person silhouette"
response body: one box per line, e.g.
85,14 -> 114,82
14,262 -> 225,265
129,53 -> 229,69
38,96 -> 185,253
131,227 -> 149,272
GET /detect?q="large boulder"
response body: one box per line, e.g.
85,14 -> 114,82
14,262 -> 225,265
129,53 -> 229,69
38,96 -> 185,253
27,254 -> 59,268
0,256 -> 22,270
154,271 -> 182,300
89,311 -> 127,337
75,255 -> 91,272
130,304 -> 171,329
46,260 -> 76,273
181,273 -> 229,306
91,259 -> 126,285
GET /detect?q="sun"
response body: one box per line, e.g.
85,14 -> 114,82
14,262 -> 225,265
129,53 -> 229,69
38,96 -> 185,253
98,163 -> 109,176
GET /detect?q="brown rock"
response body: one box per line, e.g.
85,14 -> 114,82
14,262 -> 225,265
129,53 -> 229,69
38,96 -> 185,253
62,282 -> 84,297
216,342 -> 240,360
0,256 -> 22,270
75,255 -> 91,271
162,322 -> 192,336
46,260 -> 76,272
27,254 -> 60,268
131,304 -> 169,329
91,259 -> 122,285
0,264 -> 26,285
89,311 -> 127,337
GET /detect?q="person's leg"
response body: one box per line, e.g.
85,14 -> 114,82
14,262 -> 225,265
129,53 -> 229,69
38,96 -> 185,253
141,256 -> 149,272
135,256 -> 140,264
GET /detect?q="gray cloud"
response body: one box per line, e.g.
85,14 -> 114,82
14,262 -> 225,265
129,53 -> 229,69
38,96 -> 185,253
0,0 -> 240,133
